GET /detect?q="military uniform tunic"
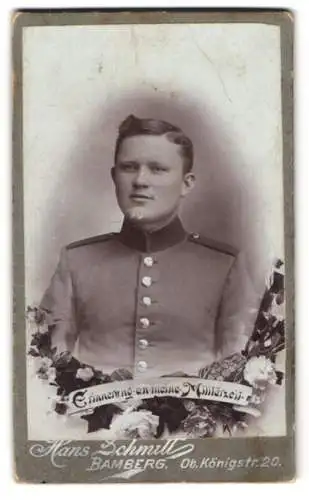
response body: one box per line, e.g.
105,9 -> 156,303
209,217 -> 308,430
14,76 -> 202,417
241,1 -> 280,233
41,217 -> 256,378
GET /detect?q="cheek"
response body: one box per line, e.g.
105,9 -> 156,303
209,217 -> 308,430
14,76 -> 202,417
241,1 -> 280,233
116,176 -> 131,194
158,179 -> 183,199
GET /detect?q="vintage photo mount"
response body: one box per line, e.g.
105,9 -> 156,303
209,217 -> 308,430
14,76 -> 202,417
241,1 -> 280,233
12,9 -> 294,483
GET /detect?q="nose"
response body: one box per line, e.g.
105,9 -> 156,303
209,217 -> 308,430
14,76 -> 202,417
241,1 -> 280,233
133,165 -> 149,188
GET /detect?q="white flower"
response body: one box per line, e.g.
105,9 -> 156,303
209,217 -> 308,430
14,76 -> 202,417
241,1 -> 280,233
26,309 -> 37,323
28,323 -> 39,337
244,356 -> 277,389
46,367 -> 57,383
184,400 -> 196,412
76,367 -> 94,382
110,409 -> 159,439
116,399 -> 142,412
29,345 -> 40,356
30,354 -> 42,375
50,395 -> 62,410
249,392 -> 265,405
26,306 -> 45,324
38,322 -> 49,334
38,356 -> 53,372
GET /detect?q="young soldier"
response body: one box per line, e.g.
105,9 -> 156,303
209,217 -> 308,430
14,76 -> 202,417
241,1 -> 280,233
41,115 -> 257,378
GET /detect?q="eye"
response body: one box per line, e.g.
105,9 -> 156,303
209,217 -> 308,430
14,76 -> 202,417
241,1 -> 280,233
149,164 -> 168,173
118,162 -> 139,172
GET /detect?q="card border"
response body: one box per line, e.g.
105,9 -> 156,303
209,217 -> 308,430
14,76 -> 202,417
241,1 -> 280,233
12,9 -> 295,483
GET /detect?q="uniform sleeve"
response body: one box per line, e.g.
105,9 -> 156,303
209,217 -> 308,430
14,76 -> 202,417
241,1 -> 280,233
215,252 -> 260,359
40,247 -> 78,354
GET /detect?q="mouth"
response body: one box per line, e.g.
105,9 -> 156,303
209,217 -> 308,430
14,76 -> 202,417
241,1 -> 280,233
130,194 -> 153,201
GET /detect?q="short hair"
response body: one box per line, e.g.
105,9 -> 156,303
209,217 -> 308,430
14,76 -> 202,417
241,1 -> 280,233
114,114 -> 194,173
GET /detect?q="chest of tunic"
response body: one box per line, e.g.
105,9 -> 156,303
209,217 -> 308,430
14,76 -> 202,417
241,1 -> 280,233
69,238 -> 233,377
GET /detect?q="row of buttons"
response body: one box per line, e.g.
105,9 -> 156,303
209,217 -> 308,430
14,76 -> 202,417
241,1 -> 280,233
136,256 -> 154,373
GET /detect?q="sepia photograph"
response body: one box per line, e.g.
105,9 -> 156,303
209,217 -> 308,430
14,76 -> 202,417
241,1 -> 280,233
13,10 -> 294,482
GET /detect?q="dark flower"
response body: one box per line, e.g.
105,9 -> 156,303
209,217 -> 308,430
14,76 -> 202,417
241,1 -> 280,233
198,353 -> 247,382
81,404 -> 122,433
54,402 -> 68,415
138,397 -> 189,437
182,405 -> 216,438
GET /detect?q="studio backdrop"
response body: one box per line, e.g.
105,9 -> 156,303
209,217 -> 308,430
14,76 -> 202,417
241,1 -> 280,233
22,22 -> 285,439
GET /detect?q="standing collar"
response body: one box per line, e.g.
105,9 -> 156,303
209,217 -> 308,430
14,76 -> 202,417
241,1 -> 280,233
118,216 -> 187,253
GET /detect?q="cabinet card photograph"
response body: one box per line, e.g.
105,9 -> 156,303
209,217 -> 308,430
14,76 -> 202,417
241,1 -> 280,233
13,10 -> 294,483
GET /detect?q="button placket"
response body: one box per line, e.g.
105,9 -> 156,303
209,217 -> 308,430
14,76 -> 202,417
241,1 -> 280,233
134,254 -> 158,376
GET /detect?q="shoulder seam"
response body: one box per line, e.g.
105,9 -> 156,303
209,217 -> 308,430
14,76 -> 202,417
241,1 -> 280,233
66,233 -> 116,250
188,233 -> 238,257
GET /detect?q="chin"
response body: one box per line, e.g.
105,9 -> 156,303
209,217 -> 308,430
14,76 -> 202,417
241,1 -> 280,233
125,207 -> 148,222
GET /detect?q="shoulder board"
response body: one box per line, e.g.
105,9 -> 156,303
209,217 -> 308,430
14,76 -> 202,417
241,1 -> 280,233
66,233 -> 116,250
188,233 -> 238,257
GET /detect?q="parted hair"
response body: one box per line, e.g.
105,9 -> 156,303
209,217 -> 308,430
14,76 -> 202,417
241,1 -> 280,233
114,114 -> 194,173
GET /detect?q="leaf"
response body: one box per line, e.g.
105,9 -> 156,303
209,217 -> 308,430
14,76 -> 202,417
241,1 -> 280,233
54,354 -> 81,372
34,333 -> 52,351
88,373 -> 112,387
275,370 -> 284,385
139,397 -> 188,434
271,271 -> 284,294
81,404 -> 122,433
39,345 -> 52,358
222,423 -> 232,436
56,387 -> 63,396
28,348 -> 40,357
155,417 -> 165,438
55,371 -> 91,396
198,353 -> 246,381
54,402 -> 67,415
110,369 -> 133,381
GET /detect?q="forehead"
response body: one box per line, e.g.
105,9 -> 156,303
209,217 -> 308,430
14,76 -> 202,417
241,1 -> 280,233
117,134 -> 183,167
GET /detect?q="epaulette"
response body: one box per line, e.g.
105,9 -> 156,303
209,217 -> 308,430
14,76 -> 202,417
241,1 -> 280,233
66,233 -> 116,250
188,232 -> 238,257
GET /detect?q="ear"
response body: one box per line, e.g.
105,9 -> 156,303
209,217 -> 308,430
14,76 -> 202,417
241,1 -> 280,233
181,172 -> 196,197
111,166 -> 116,184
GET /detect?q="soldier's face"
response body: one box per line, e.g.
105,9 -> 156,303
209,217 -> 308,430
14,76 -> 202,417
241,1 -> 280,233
112,134 -> 195,229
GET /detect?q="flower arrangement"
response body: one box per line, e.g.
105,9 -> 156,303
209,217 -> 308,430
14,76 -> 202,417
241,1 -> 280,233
27,259 -> 285,439
110,405 -> 160,439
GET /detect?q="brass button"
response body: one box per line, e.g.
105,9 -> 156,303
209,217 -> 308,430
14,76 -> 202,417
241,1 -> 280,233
142,276 -> 152,287
142,296 -> 152,306
137,361 -> 147,372
192,233 -> 200,240
139,317 -> 150,329
143,256 -> 154,267
138,339 -> 148,349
